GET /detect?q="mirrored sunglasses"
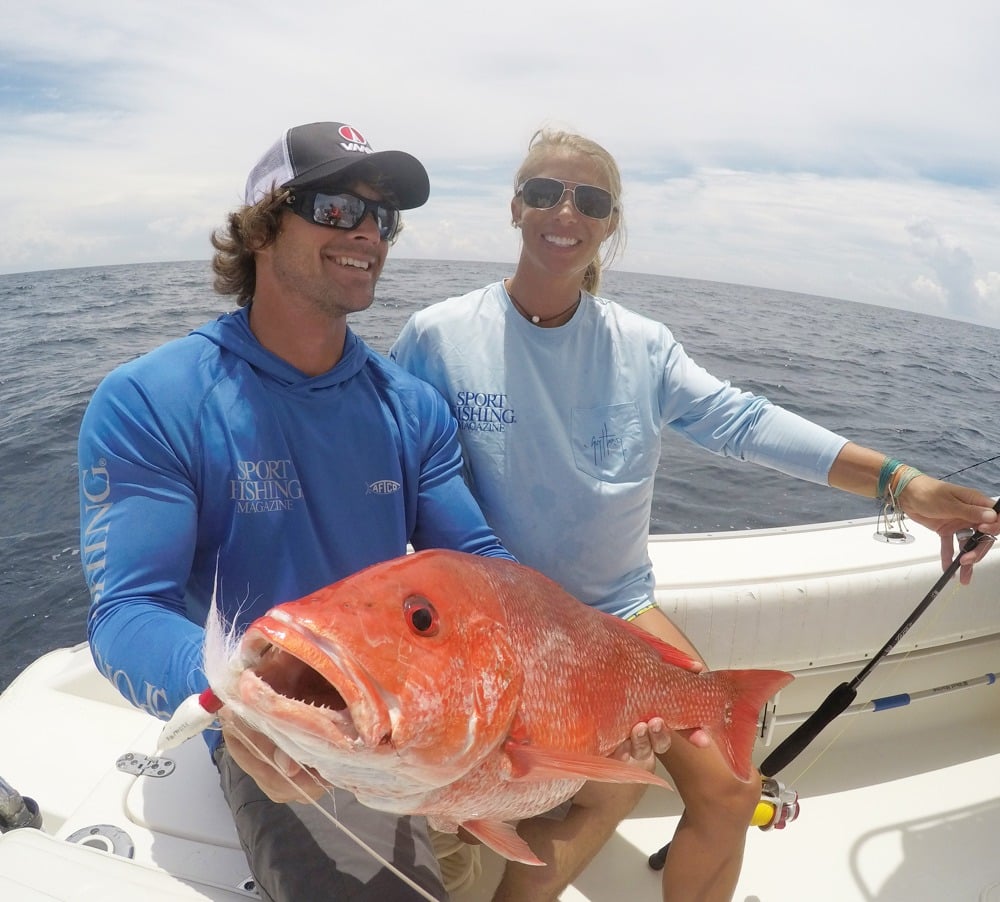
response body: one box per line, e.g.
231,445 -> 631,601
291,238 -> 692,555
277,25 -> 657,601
516,177 -> 615,220
286,190 -> 401,241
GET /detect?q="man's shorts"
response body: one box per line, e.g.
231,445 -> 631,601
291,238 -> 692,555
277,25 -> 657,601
215,745 -> 446,901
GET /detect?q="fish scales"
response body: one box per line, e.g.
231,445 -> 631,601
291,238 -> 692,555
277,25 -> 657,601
205,549 -> 792,864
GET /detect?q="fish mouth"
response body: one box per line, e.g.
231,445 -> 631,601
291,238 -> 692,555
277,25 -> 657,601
239,610 -> 394,752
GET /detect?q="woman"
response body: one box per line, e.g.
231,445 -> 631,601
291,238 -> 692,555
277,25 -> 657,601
390,129 -> 998,902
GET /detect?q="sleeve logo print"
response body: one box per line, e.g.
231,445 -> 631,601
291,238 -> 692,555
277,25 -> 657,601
81,459 -> 111,605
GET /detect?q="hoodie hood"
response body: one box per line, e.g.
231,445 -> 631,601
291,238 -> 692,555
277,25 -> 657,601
193,307 -> 368,392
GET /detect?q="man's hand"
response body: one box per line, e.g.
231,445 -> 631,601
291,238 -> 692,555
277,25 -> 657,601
219,710 -> 329,803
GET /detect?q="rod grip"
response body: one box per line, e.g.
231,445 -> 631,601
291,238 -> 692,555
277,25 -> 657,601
760,682 -> 857,777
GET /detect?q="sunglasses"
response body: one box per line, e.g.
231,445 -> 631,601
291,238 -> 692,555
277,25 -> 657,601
286,190 -> 401,241
516,177 -> 615,220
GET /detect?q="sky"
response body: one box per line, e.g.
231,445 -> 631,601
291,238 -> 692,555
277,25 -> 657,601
3,1 -> 999,327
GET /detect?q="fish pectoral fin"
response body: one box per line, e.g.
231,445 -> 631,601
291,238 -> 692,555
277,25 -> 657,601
504,742 -> 672,789
460,818 -> 544,866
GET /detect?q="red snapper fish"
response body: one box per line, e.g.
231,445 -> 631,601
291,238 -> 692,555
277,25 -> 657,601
204,549 -> 792,865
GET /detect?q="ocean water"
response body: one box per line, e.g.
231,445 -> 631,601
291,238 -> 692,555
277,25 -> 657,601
2,259 -> 998,693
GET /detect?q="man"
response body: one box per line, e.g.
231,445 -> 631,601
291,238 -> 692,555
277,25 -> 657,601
78,121 -> 514,901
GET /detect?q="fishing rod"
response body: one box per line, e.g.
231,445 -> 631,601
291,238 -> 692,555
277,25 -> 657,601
758,501 -> 999,777
649,500 -> 999,871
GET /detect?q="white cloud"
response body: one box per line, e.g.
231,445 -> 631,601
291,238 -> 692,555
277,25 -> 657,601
905,217 -> 997,323
2,0 -> 999,327
977,271 -> 1000,301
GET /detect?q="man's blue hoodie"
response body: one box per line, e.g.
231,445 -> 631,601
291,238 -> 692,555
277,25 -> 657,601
79,306 -> 510,750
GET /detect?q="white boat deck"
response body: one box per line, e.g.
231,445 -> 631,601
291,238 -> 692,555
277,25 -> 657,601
0,515 -> 997,900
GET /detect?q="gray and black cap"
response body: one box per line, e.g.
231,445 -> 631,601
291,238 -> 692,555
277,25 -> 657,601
244,122 -> 430,209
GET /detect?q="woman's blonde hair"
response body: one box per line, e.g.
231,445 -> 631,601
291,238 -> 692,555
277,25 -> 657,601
514,129 -> 627,294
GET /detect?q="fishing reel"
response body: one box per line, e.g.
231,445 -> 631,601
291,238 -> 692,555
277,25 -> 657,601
752,777 -> 799,831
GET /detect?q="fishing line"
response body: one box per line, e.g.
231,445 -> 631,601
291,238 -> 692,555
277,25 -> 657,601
938,453 -> 1000,482
759,501 -> 1000,778
200,587 -> 443,901
651,486 -> 999,871
780,571 -> 963,787
223,721 -> 442,902
788,542 -> 974,782
198,566 -> 446,900
649,510 -> 996,871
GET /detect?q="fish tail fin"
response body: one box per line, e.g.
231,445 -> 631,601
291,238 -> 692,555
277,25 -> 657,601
705,670 -> 794,783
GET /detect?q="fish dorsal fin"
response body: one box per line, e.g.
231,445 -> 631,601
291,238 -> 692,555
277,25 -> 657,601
612,615 -> 703,672
459,818 -> 544,866
504,741 -> 671,789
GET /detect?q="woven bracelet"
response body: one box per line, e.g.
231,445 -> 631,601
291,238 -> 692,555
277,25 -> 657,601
876,457 -> 904,500
889,465 -> 924,503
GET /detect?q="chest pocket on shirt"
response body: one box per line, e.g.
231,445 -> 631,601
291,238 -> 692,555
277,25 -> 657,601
571,403 -> 647,483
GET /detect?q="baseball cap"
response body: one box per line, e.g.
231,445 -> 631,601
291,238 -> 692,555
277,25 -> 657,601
244,122 -> 430,210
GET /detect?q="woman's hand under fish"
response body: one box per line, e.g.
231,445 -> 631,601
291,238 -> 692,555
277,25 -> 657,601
616,719 -> 670,772
612,718 -> 713,772
219,709 -> 331,803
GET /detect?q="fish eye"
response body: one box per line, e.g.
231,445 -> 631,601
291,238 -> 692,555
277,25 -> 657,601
403,595 -> 439,636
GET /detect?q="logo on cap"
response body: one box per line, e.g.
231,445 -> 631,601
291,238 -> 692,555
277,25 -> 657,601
338,125 -> 369,147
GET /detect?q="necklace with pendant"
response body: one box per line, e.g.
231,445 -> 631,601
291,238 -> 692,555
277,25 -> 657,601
504,280 -> 580,325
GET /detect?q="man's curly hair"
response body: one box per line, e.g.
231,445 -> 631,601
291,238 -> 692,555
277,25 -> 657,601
210,188 -> 289,306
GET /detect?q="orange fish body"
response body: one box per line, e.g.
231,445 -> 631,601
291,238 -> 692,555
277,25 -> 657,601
205,550 -> 792,865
